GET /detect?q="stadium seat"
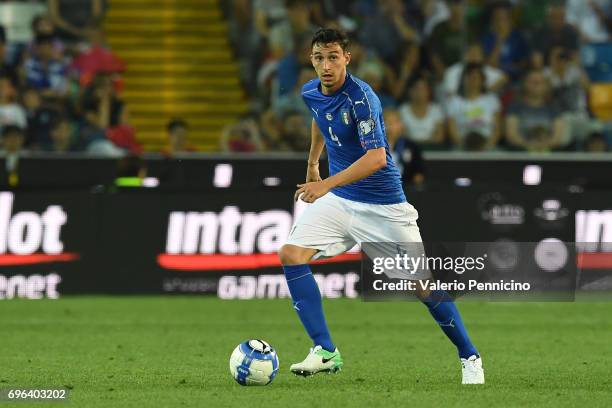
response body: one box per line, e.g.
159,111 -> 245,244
589,83 -> 612,120
104,0 -> 247,151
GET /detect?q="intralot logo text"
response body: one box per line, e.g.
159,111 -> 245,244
0,192 -> 68,257
159,200 -> 360,270
576,210 -> 612,252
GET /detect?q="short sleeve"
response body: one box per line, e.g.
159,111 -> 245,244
12,105 -> 27,129
352,87 -> 384,151
430,104 -> 444,124
487,95 -> 501,113
485,67 -> 503,88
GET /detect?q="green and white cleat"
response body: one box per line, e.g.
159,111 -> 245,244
290,345 -> 343,376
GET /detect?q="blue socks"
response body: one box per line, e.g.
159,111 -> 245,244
282,264 -> 336,352
282,266 -> 474,358
422,290 -> 478,359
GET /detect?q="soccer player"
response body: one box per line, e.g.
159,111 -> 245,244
278,28 -> 484,384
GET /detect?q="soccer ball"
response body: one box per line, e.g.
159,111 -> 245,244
229,339 -> 279,386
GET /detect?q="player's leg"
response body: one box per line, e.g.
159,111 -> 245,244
414,283 -> 483,384
279,244 -> 343,375
278,244 -> 336,353
350,200 -> 483,383
279,194 -> 353,375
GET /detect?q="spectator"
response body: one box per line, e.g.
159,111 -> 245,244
383,42 -> 421,100
482,1 -> 529,80
76,100 -> 106,149
48,0 -> 107,43
360,0 -> 419,65
344,39 -> 385,81
0,26 -> 18,87
29,14 -> 64,61
268,0 -> 317,59
566,0 -> 611,43
105,125 -> 141,155
518,0 -> 556,30
75,100 -> 125,156
0,76 -> 27,138
81,74 -> 139,153
227,0 -> 264,98
420,0 -> 451,38
442,42 -> 508,97
309,0 -> 357,29
545,46 -> 597,147
220,115 -> 264,152
83,74 -> 128,128
275,36 -> 311,99
47,116 -> 74,152
164,119 -> 196,156
427,0 -> 467,79
359,64 -> 396,108
1,125 -> 25,187
384,108 -> 425,187
279,111 -> 310,152
398,75 -> 445,145
545,46 -> 589,114
22,87 -> 57,149
24,33 -> 68,99
584,132 -> 610,152
274,66 -> 315,120
530,3 -> 580,69
505,69 -> 565,151
447,63 -> 502,150
71,28 -> 126,88
253,0 -> 287,39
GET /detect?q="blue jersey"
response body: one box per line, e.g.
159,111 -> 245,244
302,73 -> 406,205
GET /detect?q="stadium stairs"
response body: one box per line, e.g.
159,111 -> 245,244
104,0 -> 247,151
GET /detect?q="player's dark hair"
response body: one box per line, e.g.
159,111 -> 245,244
459,63 -> 486,96
167,118 -> 188,132
311,28 -> 349,51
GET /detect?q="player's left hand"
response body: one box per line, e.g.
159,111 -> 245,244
294,181 -> 330,203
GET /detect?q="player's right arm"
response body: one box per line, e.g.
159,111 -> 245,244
306,119 -> 325,183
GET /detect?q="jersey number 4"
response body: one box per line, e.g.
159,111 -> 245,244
328,126 -> 342,146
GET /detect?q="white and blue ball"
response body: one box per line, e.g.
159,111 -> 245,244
229,339 -> 279,386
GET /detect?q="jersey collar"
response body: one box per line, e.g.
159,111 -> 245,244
319,73 -> 351,97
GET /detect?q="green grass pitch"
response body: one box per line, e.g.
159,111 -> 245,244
1,297 -> 611,407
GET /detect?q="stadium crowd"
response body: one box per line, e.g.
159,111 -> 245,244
222,0 -> 612,157
0,0 -> 142,163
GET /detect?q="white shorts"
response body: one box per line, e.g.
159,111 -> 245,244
285,192 -> 431,280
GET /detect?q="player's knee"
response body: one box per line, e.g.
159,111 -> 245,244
415,285 -> 431,301
278,245 -> 309,265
